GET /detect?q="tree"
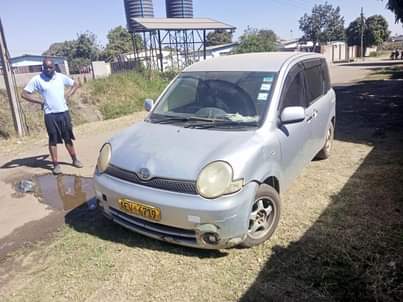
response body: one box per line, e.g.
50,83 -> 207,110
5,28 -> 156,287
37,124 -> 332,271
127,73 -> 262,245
102,26 -> 143,61
206,30 -> 232,46
235,27 -> 277,53
384,0 -> 403,23
43,41 -> 75,60
43,31 -> 101,73
299,2 -> 345,51
346,15 -> 390,48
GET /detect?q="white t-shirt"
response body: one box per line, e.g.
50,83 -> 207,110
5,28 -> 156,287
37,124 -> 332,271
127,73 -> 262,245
24,72 -> 74,114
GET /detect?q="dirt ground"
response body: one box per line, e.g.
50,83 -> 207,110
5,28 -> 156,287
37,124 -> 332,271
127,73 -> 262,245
0,61 -> 402,301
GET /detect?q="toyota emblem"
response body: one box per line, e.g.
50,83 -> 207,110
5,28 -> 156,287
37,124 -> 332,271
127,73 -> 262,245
138,168 -> 151,180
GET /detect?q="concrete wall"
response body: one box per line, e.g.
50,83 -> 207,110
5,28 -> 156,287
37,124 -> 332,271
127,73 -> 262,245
0,72 -> 41,89
321,43 -> 357,63
91,61 -> 111,79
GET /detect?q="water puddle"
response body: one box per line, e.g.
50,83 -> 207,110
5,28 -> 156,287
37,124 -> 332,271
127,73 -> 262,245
17,174 -> 95,211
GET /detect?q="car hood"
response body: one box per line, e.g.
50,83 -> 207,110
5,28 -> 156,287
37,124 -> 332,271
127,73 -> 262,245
109,121 -> 266,181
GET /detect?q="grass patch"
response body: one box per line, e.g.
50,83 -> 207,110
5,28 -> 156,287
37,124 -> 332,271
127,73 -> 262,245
84,71 -> 173,120
0,71 -> 174,139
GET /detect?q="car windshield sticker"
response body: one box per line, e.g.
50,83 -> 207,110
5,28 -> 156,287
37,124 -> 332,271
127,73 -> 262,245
257,92 -> 269,101
263,75 -> 274,82
260,83 -> 272,91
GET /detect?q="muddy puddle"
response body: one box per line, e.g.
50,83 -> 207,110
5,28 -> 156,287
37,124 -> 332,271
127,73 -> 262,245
17,174 -> 95,211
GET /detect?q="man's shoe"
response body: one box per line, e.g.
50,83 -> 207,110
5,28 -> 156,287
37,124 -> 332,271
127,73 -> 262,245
72,159 -> 83,168
53,165 -> 62,175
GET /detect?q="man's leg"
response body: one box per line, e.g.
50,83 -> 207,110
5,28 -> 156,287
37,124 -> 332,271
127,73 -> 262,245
49,144 -> 62,174
49,144 -> 58,164
65,141 -> 83,168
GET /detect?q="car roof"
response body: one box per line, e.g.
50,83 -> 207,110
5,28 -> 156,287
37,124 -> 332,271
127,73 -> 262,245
183,52 -> 325,73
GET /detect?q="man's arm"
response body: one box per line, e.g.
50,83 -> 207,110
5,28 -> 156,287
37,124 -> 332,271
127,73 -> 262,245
21,90 -> 43,105
65,81 -> 79,100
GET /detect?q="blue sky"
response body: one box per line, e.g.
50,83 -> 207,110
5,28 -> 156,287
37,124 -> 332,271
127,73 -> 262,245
1,0 -> 402,56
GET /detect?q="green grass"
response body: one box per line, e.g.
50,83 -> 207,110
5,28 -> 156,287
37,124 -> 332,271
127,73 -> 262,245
0,71 -> 174,139
85,71 -> 172,120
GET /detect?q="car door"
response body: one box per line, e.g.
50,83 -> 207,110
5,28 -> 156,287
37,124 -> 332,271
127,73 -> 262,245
276,63 -> 312,187
302,59 -> 332,157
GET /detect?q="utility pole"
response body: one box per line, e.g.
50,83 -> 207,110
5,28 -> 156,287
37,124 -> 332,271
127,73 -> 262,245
0,18 -> 25,137
360,7 -> 365,61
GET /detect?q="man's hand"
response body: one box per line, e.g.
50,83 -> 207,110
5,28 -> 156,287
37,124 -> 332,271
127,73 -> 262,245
21,90 -> 44,109
65,81 -> 79,101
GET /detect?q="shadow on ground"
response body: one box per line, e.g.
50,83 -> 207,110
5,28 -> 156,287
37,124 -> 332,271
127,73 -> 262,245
1,154 -> 71,172
240,75 -> 403,300
64,204 -> 227,259
339,60 -> 403,68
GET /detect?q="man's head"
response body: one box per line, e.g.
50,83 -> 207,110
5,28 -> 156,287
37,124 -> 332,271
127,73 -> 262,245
42,58 -> 55,78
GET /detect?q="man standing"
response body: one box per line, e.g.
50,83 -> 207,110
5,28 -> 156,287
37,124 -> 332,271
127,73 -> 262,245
21,58 -> 82,175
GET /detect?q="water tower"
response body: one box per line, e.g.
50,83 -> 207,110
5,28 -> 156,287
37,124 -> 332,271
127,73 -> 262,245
165,0 -> 193,18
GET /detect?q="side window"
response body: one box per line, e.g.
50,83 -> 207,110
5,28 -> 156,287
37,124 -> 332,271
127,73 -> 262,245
321,59 -> 331,93
280,71 -> 306,111
304,65 -> 323,104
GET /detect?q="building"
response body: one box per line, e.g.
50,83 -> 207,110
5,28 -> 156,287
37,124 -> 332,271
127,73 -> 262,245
192,42 -> 239,60
10,54 -> 69,74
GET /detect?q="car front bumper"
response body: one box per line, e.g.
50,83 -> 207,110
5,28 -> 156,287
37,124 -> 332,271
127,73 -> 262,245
94,172 -> 258,249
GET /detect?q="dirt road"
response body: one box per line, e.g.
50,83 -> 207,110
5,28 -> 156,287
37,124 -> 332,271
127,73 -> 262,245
0,61 -> 402,301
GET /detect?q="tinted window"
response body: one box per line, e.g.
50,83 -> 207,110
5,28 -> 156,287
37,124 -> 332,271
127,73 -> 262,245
281,71 -> 306,110
321,60 -> 331,92
304,65 -> 323,103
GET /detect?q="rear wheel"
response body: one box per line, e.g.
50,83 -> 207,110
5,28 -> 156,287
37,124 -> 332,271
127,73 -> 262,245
241,184 -> 281,248
315,122 -> 334,160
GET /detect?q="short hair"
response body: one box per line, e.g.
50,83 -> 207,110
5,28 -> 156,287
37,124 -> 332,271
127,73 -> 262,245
42,58 -> 54,65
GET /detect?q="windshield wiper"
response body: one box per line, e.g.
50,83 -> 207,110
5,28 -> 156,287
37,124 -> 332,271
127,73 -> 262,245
151,116 -> 214,124
184,120 -> 259,129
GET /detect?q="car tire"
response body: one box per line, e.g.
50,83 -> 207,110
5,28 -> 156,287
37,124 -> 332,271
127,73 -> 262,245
240,184 -> 281,248
315,122 -> 334,160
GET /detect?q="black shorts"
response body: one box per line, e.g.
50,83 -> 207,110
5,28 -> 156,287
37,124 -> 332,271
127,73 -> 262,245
44,111 -> 75,145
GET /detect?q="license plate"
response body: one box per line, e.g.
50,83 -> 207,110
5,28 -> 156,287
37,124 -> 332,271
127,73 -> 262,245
118,198 -> 161,221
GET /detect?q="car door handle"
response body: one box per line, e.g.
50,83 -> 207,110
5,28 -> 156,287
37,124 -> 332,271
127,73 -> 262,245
306,110 -> 318,123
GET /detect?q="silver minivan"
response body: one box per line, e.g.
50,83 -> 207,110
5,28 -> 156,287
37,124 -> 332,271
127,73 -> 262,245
94,52 -> 336,249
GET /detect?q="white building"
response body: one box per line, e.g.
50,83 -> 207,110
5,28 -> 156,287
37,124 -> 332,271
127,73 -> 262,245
10,54 -> 69,74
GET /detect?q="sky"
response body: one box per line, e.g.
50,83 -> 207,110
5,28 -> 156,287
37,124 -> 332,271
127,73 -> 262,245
1,0 -> 402,57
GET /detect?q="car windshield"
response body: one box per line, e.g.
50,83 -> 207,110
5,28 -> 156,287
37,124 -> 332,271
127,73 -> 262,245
150,71 -> 277,127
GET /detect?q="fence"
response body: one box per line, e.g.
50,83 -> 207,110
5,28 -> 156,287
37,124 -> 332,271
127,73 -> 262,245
110,60 -> 141,74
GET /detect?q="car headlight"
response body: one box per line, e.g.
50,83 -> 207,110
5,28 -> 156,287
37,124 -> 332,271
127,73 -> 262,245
196,161 -> 244,199
97,143 -> 112,173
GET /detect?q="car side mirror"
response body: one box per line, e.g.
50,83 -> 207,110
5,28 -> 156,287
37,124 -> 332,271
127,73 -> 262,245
280,106 -> 305,124
144,99 -> 154,112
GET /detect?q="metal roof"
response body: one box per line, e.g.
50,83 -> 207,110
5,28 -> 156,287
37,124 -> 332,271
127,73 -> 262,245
184,52 -> 325,72
131,17 -> 235,31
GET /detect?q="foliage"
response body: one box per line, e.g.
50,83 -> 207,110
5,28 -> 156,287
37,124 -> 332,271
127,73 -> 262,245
299,2 -> 345,49
384,0 -> 403,23
235,27 -> 277,53
346,15 -> 390,48
102,26 -> 143,62
206,30 -> 233,46
43,31 -> 101,73
87,71 -> 171,119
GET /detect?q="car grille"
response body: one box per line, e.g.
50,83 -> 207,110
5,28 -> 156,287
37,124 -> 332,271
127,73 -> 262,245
105,165 -> 197,194
110,207 -> 197,245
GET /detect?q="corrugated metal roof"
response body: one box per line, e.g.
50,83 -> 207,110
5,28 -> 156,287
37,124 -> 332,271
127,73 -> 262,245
184,52 -> 325,72
131,17 -> 235,30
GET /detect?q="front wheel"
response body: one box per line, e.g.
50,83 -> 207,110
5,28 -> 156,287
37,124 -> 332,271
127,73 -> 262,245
315,122 -> 334,160
240,184 -> 281,248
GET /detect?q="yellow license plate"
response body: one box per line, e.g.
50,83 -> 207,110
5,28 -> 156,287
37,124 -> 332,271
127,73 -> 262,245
118,198 -> 161,221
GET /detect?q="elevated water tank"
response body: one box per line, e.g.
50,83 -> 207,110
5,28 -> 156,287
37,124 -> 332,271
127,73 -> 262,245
166,0 -> 193,18
124,0 -> 154,32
